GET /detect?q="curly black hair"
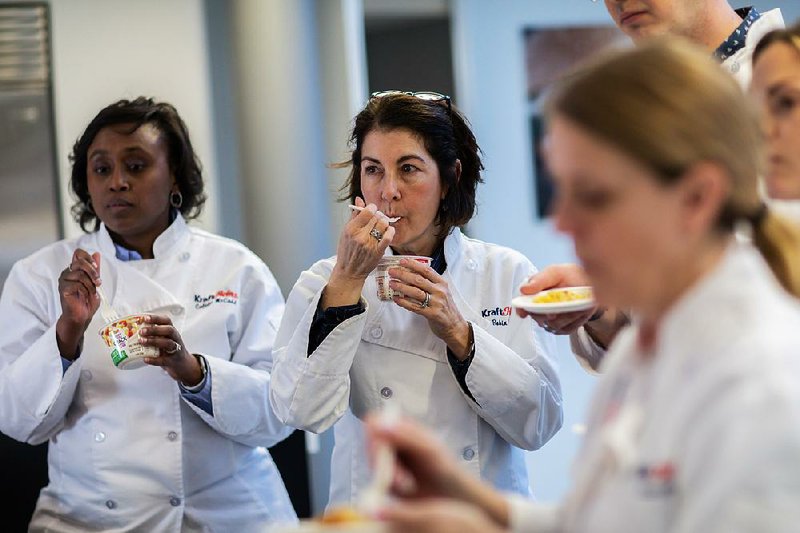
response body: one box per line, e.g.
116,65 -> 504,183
69,97 -> 206,232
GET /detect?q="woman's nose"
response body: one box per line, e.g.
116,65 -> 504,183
552,196 -> 575,236
761,109 -> 778,140
381,173 -> 400,201
108,167 -> 130,191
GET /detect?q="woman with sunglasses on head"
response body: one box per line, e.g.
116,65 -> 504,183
0,97 -> 296,531
270,91 -> 563,506
363,39 -> 800,533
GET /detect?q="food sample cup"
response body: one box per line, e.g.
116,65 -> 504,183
374,255 -> 432,301
98,314 -> 160,370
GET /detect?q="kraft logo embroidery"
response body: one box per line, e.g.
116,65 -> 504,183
637,461 -> 676,497
481,306 -> 511,326
194,290 -> 239,309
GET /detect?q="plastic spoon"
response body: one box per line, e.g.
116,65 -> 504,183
96,284 -> 120,323
349,205 -> 401,224
358,404 -> 401,515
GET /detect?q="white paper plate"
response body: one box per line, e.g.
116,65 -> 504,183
511,286 -> 595,314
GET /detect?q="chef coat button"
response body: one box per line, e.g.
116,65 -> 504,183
380,387 -> 393,399
81,370 -> 93,381
370,326 -> 383,339
179,252 -> 190,262
105,500 -> 116,509
94,432 -> 106,443
730,61 -> 740,73
167,431 -> 178,441
462,447 -> 475,461
170,496 -> 182,507
466,259 -> 477,271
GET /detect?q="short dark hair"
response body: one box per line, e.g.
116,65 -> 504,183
69,97 -> 206,232
753,21 -> 800,65
339,93 -> 483,237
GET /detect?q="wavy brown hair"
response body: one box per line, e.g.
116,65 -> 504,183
338,93 -> 483,238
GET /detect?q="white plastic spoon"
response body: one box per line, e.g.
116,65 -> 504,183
358,403 -> 400,515
96,284 -> 120,323
349,204 -> 401,224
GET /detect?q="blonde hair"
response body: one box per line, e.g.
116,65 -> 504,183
546,38 -> 800,297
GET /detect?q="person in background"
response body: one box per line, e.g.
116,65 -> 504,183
368,39 -> 800,533
604,0 -> 784,85
751,21 -> 800,222
270,91 -> 563,507
0,97 -> 296,531
523,0 -> 786,370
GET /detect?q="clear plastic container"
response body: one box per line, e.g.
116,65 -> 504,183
374,255 -> 432,301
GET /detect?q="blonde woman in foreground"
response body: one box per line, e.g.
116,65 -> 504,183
366,38 -> 800,533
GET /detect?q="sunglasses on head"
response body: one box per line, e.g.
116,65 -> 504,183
370,90 -> 452,113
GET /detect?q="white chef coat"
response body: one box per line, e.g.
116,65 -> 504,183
270,228 -> 563,505
510,242 -> 800,533
0,216 -> 297,532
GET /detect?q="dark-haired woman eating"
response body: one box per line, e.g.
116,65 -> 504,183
270,91 -> 563,507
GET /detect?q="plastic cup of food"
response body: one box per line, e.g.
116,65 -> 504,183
374,255 -> 432,301
98,314 -> 160,370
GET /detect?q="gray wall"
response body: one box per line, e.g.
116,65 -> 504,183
366,17 -> 455,98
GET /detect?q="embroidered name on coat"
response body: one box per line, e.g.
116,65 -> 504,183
482,306 -> 511,326
195,290 -> 239,309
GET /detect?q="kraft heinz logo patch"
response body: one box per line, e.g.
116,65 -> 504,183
195,290 -> 239,309
637,461 -> 676,497
482,306 -> 511,326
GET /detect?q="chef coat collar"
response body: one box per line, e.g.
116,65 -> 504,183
97,211 -> 189,261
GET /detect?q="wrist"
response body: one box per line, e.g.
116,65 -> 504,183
588,306 -> 606,322
584,308 -> 626,349
322,274 -> 365,309
56,317 -> 85,360
180,354 -> 206,389
447,321 -> 473,361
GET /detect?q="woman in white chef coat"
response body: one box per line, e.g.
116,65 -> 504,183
362,40 -> 800,533
0,97 -> 296,532
270,91 -> 563,505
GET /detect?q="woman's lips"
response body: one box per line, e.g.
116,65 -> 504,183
106,199 -> 134,210
620,10 -> 648,25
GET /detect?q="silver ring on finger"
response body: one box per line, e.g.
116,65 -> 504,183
543,325 -> 555,333
420,291 -> 431,309
370,227 -> 383,241
165,341 -> 181,354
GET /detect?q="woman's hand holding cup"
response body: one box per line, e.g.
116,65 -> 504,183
138,315 -> 203,387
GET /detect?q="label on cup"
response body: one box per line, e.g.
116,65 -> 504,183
374,255 -> 432,301
99,314 -> 160,370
